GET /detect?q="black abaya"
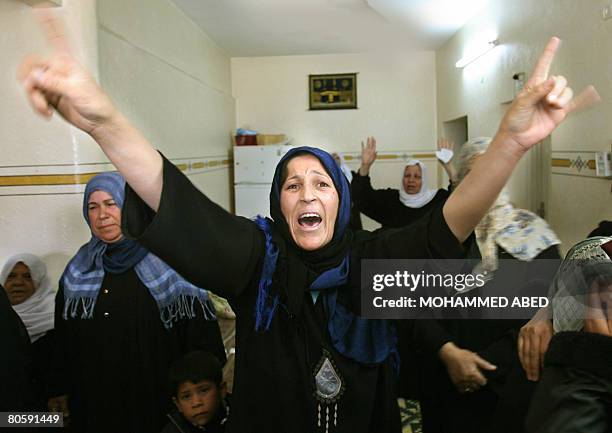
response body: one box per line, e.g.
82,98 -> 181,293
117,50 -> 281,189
122,157 -> 466,433
0,286 -> 32,411
350,172 -> 450,229
52,270 -> 226,433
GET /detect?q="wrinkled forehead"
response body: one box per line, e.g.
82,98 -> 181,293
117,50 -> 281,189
404,164 -> 422,175
282,154 -> 332,183
87,188 -> 115,204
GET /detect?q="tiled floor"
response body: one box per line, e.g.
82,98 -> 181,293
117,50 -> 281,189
398,398 -> 422,433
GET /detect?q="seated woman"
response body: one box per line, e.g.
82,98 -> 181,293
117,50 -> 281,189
50,172 -> 226,433
20,21 -> 586,433
1,254 -> 57,412
0,284 -> 32,411
351,137 -> 457,229
415,137 -> 562,433
526,237 -> 612,433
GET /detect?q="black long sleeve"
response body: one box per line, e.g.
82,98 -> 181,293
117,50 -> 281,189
122,156 -> 265,301
350,172 -> 399,225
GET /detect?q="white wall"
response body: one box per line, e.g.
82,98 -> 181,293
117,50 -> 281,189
232,51 -> 437,152
0,0 -> 100,284
436,0 -> 612,251
231,51 -> 440,230
98,0 -> 235,209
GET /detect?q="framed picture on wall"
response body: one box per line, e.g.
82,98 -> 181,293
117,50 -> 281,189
309,73 -> 357,110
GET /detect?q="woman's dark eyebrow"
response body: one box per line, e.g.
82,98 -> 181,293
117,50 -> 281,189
311,170 -> 330,178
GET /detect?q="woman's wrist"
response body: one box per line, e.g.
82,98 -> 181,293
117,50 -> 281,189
490,130 -> 529,162
358,164 -> 371,176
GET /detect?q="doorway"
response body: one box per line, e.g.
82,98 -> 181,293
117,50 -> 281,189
441,116 -> 468,185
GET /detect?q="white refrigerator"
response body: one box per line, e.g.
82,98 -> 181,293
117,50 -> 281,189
233,144 -> 298,218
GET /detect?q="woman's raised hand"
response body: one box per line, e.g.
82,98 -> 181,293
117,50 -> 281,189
497,37 -> 600,153
443,37 -> 600,243
18,11 -> 117,137
437,138 -> 457,182
18,9 -> 164,211
358,136 -> 377,176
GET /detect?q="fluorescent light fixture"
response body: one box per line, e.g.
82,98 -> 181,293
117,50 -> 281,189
455,39 -> 499,68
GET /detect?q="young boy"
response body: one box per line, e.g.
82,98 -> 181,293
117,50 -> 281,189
161,351 -> 228,433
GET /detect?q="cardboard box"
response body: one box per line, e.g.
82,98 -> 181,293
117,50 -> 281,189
256,134 -> 287,145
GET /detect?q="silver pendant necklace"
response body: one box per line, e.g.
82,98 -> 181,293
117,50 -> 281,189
313,349 -> 345,433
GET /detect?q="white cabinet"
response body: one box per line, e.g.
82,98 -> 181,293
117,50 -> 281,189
233,144 -> 297,218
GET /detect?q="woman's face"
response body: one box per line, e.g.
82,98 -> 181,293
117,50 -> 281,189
280,155 -> 339,251
403,165 -> 423,194
87,190 -> 123,243
4,262 -> 36,305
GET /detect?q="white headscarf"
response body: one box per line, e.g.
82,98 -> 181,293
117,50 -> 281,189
398,159 -> 438,208
336,153 -> 353,183
1,254 -> 55,342
458,138 -> 561,273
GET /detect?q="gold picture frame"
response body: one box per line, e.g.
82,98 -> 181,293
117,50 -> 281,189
309,73 -> 357,110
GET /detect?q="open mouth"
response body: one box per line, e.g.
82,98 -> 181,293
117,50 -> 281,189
298,212 -> 322,228
9,288 -> 26,294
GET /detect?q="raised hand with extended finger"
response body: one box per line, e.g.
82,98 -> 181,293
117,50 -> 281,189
18,9 -> 164,211
441,36 -> 601,243
497,37 -> 600,153
18,10 -> 118,136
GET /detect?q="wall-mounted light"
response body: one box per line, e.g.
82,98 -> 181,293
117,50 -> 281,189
455,39 -> 499,68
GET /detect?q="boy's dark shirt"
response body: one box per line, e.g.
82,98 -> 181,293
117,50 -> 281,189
160,405 -> 227,433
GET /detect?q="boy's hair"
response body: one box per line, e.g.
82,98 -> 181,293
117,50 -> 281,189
168,351 -> 223,396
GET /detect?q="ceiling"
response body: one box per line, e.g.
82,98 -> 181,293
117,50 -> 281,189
171,0 -> 490,57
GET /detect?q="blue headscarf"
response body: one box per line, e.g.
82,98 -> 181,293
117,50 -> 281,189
254,147 -> 398,366
62,172 -> 215,328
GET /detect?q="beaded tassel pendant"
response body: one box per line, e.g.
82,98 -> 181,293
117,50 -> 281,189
313,349 -> 345,433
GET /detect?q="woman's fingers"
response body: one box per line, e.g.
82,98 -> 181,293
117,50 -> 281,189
23,75 -> 52,117
520,76 -> 555,106
550,86 -> 573,110
526,37 -> 561,87
546,75 -> 567,104
34,8 -> 73,55
538,328 -> 552,369
473,353 -> 497,372
17,54 -> 45,82
566,85 -> 601,115
518,331 -> 530,379
469,367 -> 488,387
525,332 -> 539,381
30,67 -> 68,98
470,353 -> 495,386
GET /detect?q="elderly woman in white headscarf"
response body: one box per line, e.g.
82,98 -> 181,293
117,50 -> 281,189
1,254 -> 57,410
351,136 -> 457,229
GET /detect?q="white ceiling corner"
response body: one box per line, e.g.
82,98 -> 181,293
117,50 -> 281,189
171,0 -> 489,57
